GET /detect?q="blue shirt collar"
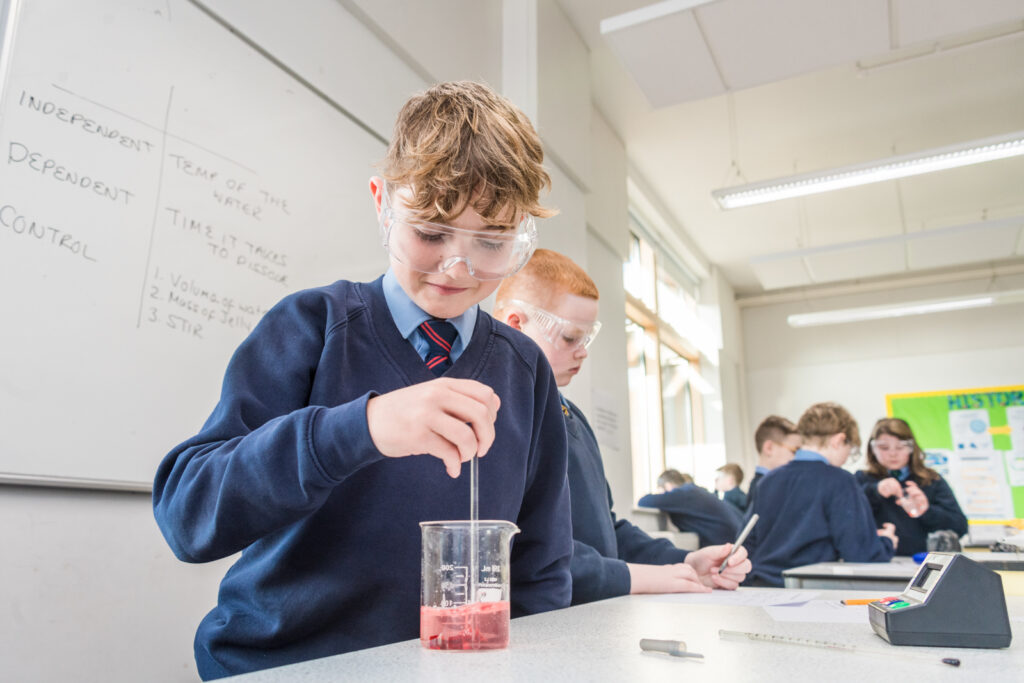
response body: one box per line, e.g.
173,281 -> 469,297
793,448 -> 829,464
890,465 -> 911,481
381,268 -> 476,349
755,465 -> 769,475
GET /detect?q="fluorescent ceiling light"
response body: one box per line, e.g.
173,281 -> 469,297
600,0 -> 718,34
785,291 -> 1024,328
713,130 -> 1024,210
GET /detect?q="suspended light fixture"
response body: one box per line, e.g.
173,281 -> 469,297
713,130 -> 1024,210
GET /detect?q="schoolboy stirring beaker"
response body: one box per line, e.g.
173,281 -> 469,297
420,520 -> 520,650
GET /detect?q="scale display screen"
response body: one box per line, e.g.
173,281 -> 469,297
912,565 -> 942,592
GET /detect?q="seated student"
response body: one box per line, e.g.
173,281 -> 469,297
744,402 -> 898,587
152,82 -> 573,679
715,463 -> 747,514
638,470 -> 743,547
494,249 -> 750,605
747,415 -> 801,511
856,417 -> 968,556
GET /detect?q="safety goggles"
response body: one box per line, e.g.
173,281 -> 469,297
379,184 -> 537,281
843,440 -> 860,462
870,438 -> 914,453
504,299 -> 602,351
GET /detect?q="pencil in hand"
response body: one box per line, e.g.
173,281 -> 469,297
718,513 -> 758,574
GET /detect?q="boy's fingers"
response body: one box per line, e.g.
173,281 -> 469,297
423,432 -> 464,478
432,386 -> 497,457
444,379 -> 501,418
428,415 -> 480,463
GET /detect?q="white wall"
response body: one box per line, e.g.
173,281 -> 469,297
0,486 -> 234,683
743,273 -> 1024,457
713,267 -> 755,477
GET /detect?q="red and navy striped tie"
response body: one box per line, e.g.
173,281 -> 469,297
419,319 -> 458,376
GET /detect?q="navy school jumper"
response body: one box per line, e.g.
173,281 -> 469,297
562,397 -> 689,604
744,450 -> 894,587
745,468 -> 766,512
854,470 -> 968,556
637,484 -> 742,548
152,276 -> 572,679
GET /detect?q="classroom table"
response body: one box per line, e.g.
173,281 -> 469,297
782,558 -> 918,591
782,552 -> 1024,592
226,588 -> 1023,682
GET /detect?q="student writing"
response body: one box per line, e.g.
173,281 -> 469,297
152,82 -> 573,680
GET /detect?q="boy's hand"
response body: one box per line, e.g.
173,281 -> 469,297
627,562 -> 710,595
366,378 -> 500,478
877,522 -> 899,550
877,477 -> 902,498
684,544 -> 751,589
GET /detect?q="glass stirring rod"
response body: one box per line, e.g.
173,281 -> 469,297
469,453 -> 479,602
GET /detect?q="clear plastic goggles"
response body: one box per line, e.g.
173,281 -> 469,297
379,185 -> 537,281
870,438 -> 914,453
505,299 -> 602,351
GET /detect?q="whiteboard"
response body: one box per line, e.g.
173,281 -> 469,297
0,0 -> 390,488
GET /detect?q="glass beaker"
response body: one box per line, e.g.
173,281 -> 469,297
420,520 -> 520,650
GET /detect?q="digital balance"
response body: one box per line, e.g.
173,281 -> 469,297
868,552 -> 1012,648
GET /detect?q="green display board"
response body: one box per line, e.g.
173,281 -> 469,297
887,385 -> 1024,519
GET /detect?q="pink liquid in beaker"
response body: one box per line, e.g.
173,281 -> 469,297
420,600 -> 510,650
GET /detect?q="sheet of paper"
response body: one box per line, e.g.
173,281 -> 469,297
590,388 -> 623,456
764,600 -> 870,624
647,589 -> 818,606
947,408 -> 1013,517
950,409 -> 993,451
923,448 -> 952,479
949,450 -> 1014,518
1005,406 -> 1024,487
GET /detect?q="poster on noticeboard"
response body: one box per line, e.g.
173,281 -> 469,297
887,385 -> 1024,520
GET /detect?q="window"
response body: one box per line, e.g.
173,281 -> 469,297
624,225 -> 708,501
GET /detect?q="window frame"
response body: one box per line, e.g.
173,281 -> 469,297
624,229 -> 704,500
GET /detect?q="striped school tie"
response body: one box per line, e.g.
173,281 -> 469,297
419,319 -> 458,376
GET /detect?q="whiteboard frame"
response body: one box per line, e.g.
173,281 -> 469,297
0,0 -> 21,107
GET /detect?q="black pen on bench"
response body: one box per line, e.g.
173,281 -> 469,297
718,513 -> 758,574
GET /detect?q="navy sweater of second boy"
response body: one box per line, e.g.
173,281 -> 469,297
563,397 -> 689,604
152,276 -> 572,679
744,450 -> 894,586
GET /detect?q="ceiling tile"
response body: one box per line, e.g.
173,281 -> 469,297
696,0 -> 890,90
894,0 -> 1024,47
750,255 -> 813,290
908,220 -> 1024,269
804,242 -> 907,283
602,9 -> 724,107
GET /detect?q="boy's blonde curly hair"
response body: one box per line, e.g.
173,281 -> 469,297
381,81 -> 556,225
